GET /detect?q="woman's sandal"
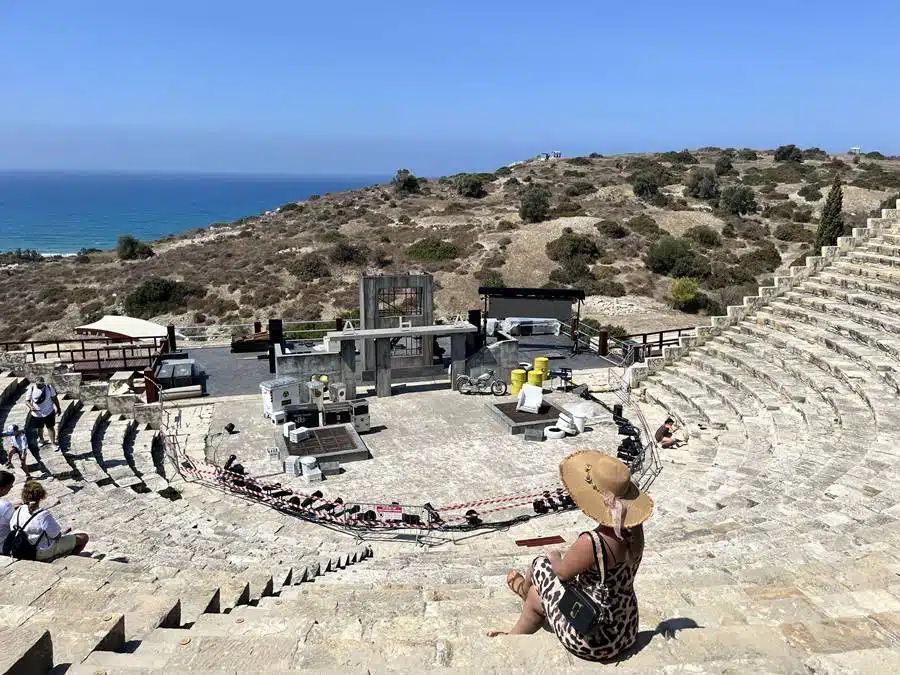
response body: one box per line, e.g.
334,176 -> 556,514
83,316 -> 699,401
506,570 -> 527,601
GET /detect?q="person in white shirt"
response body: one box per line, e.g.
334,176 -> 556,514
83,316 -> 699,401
0,471 -> 14,544
25,377 -> 61,448
3,424 -> 31,476
9,480 -> 89,561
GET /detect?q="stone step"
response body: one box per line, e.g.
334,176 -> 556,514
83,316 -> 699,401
128,427 -> 169,492
818,269 -> 900,302
63,407 -> 113,485
0,625 -> 53,674
0,605 -> 125,668
848,250 -> 900,269
96,417 -> 144,488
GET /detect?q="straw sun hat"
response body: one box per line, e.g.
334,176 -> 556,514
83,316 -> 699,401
559,451 -> 654,529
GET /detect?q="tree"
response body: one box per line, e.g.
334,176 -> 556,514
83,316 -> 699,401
685,168 -> 719,200
392,169 -> 420,194
737,148 -> 758,160
815,176 -> 844,250
774,144 -> 803,163
117,234 -> 154,260
719,185 -> 758,215
455,174 -> 487,198
519,185 -> 551,223
714,155 -> 734,176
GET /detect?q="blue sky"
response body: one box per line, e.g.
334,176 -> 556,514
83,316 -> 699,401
1,1 -> 897,175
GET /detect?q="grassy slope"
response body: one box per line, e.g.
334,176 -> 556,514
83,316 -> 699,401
1,148 -> 898,342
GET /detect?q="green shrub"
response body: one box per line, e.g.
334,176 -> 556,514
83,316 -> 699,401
288,253 -> 330,281
628,214 -> 663,238
644,236 -> 709,278
660,149 -> 698,165
737,148 -> 759,160
392,169 -> 420,194
630,170 -> 662,199
116,234 -> 154,260
549,260 -> 592,285
321,230 -> 346,243
763,202 -> 797,220
494,166 -> 512,177
802,147 -> 829,160
406,238 -> 461,262
798,184 -> 823,201
719,185 -> 758,215
873,192 -> 900,216
596,220 -> 628,238
546,229 -> 602,264
739,242 -> 781,275
519,185 -> 551,223
581,319 -> 628,339
279,202 -> 303,213
455,174 -> 487,198
550,200 -> 583,217
564,180 -> 595,197
565,157 -> 592,166
329,242 -> 369,265
794,207 -> 812,223
586,278 -> 627,297
714,156 -> 734,176
774,144 -> 803,163
669,277 -> 699,310
683,225 -> 722,248
706,261 -> 756,289
864,151 -> 885,159
685,168 -> 719,200
774,222 -> 814,242
124,278 -> 202,318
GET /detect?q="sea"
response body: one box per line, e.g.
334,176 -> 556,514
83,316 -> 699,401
0,171 -> 386,255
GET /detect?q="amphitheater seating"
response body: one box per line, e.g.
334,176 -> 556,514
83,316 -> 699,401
3,204 -> 900,671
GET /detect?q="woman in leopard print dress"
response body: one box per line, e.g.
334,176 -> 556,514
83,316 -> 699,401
487,452 -> 653,662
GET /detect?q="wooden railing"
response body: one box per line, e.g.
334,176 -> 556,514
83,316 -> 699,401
622,327 -> 697,359
0,335 -> 170,378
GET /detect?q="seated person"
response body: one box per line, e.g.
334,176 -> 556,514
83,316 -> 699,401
654,418 -> 679,448
0,470 -> 14,543
3,424 -> 31,476
8,480 -> 89,561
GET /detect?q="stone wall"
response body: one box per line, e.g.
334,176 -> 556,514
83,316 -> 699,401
466,333 -> 519,383
273,346 -> 347,402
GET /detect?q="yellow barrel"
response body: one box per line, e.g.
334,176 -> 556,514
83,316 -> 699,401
528,370 -> 544,387
534,357 -> 550,381
511,369 -> 527,395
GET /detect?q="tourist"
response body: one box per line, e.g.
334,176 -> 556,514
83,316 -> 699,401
0,471 -> 14,544
488,452 -> 651,663
654,417 -> 679,448
7,480 -> 89,561
25,376 -> 61,447
3,424 -> 31,476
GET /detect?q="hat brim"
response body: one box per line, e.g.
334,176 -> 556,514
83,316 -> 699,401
560,451 -> 654,528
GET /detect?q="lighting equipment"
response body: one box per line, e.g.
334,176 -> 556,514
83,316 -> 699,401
532,499 -> 549,514
423,503 -> 443,525
300,490 -> 324,509
465,509 -> 482,526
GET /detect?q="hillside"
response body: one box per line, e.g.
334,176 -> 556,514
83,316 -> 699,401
2,146 -> 899,342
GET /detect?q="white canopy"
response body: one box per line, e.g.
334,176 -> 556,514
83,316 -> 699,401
75,315 -> 167,341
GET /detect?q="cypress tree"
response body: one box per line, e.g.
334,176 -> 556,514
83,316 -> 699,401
815,175 -> 844,250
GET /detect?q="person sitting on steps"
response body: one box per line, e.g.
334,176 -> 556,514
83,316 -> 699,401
0,471 -> 15,545
488,452 -> 652,663
654,417 -> 680,448
8,480 -> 89,561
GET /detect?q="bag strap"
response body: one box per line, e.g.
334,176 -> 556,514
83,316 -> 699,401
14,507 -> 42,532
584,530 -> 606,585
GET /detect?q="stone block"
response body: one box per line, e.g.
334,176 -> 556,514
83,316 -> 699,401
0,626 -> 53,675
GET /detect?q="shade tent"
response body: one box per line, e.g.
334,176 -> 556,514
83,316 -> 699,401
75,315 -> 167,341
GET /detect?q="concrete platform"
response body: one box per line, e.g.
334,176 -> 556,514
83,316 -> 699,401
284,423 -> 370,464
486,399 -> 564,435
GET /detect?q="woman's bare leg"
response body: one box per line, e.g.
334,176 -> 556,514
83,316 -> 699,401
488,585 -> 545,637
73,533 -> 89,555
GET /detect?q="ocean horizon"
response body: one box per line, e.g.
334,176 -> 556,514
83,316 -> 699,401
0,170 -> 387,254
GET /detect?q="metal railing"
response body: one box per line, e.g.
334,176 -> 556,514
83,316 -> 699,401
622,326 -> 696,360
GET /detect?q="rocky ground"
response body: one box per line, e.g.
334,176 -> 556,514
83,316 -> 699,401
1,146 -> 898,342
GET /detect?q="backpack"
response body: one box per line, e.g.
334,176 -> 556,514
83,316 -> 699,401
2,507 -> 43,560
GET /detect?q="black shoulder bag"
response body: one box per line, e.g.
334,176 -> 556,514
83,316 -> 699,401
557,530 -> 614,635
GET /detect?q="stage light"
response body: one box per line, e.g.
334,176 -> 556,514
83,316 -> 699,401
300,490 -> 324,508
532,499 -> 548,514
423,503 -> 443,525
465,509 -> 482,526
